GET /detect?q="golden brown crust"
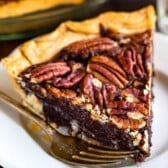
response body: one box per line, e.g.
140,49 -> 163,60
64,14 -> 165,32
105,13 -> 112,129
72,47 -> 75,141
0,0 -> 84,18
2,5 -> 156,78
66,5 -> 156,35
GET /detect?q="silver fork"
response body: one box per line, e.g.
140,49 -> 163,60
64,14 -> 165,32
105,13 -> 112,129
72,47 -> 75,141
0,90 -> 138,167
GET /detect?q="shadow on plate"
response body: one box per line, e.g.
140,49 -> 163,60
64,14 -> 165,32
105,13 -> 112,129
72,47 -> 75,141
155,70 -> 168,91
151,70 -> 168,157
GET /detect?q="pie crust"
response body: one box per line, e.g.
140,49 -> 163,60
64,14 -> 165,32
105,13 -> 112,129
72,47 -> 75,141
2,5 -> 156,76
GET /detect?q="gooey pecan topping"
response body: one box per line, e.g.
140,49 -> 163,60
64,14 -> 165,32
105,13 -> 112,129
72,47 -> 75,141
19,30 -> 152,130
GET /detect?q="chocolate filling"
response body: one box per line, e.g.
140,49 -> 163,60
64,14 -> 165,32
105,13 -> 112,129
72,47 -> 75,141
43,95 -> 134,149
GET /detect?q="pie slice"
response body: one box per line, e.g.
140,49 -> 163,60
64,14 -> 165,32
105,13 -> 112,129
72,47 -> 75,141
2,5 -> 156,162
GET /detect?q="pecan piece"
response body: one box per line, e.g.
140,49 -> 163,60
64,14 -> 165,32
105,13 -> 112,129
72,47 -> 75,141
135,53 -> 145,76
107,101 -> 148,116
111,115 -> 146,130
60,37 -> 118,62
117,46 -> 145,79
80,73 -> 95,103
117,50 -> 134,77
88,56 -> 129,88
54,66 -> 86,89
131,30 -> 152,45
89,63 -> 125,88
93,86 -> 104,109
143,44 -> 152,75
91,55 -> 126,76
91,71 -> 109,83
81,73 -> 104,108
46,84 -> 76,99
127,111 -> 144,120
121,88 -> 148,103
102,84 -> 118,106
30,62 -> 71,83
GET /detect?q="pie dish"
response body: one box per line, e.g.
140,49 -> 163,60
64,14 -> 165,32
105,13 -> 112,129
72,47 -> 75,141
0,0 -> 107,40
0,0 -> 84,18
2,5 -> 156,162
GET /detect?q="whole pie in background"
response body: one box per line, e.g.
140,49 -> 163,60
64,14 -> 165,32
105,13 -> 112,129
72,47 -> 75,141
0,0 -> 84,18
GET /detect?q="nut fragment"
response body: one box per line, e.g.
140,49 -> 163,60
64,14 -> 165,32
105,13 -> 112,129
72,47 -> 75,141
111,115 -> 146,130
130,131 -> 142,146
46,84 -> 76,99
121,88 -> 148,103
93,86 -> 104,109
127,111 -> 144,120
140,130 -> 149,152
92,78 -> 102,88
107,101 -> 148,116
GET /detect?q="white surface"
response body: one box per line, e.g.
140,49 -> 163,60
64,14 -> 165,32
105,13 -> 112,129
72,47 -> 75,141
0,32 -> 168,168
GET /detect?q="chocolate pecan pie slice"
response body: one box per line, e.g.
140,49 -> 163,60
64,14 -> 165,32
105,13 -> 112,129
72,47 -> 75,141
2,6 -> 156,162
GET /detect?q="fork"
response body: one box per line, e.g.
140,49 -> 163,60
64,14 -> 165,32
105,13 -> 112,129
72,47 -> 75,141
0,90 -> 138,167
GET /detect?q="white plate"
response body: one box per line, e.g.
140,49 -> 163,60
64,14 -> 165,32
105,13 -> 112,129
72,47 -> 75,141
0,32 -> 168,168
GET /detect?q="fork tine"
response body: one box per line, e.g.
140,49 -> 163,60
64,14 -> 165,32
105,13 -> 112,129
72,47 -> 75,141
72,145 -> 137,164
72,155 -> 122,163
79,151 -> 130,159
88,147 -> 139,155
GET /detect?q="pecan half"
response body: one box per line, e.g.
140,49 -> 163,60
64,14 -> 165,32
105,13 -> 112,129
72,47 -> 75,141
143,44 -> 152,75
81,73 -> 104,108
54,65 -> 86,89
91,55 -> 126,76
102,84 -> 118,106
93,86 -> 104,109
88,55 -> 129,88
81,75 -> 121,109
24,61 -> 86,90
117,46 -> 145,79
59,37 -> 119,62
80,73 -> 95,103
46,84 -> 76,99
30,62 -> 71,83
91,71 -> 109,83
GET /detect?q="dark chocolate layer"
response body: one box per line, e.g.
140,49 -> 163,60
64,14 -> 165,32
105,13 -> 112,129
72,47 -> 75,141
42,94 -> 134,149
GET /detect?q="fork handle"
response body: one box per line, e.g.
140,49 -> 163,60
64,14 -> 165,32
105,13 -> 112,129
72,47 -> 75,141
0,90 -> 53,135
